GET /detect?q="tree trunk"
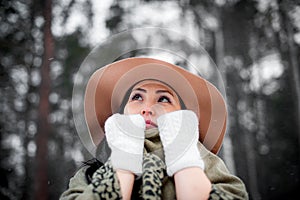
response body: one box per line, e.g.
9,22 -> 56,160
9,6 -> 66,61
34,0 -> 53,199
278,1 -> 300,163
213,7 -> 236,174
221,2 -> 261,199
285,13 -> 300,161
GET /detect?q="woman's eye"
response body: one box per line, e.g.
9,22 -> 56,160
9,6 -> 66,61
131,94 -> 142,101
158,96 -> 171,103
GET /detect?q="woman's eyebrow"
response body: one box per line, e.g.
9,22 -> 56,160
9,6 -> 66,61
156,90 -> 174,97
133,88 -> 174,97
134,88 -> 147,93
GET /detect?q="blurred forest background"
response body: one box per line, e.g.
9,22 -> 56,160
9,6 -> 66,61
0,0 -> 299,199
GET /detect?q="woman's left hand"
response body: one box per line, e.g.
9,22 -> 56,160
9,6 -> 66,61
157,110 -> 205,176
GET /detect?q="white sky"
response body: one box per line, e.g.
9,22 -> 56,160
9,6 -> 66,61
250,53 -> 284,94
52,0 -> 113,45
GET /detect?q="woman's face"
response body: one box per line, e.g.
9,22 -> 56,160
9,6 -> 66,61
124,80 -> 181,129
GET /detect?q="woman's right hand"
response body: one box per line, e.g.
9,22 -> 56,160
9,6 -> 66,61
104,114 -> 146,176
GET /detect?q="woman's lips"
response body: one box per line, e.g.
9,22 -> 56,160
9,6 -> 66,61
145,120 -> 157,129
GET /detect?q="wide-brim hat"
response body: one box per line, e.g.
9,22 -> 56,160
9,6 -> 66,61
84,57 -> 227,154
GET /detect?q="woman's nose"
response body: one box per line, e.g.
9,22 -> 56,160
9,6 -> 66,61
141,107 -> 153,115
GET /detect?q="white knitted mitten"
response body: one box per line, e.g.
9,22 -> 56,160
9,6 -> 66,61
157,110 -> 204,176
104,114 -> 145,176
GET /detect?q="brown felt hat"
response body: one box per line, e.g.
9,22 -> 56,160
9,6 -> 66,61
84,57 -> 227,154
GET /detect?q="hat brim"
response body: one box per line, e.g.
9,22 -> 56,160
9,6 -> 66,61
84,57 -> 227,154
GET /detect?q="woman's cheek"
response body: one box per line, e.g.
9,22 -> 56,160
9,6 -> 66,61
151,104 -> 167,117
123,104 -> 132,114
124,103 -> 139,114
123,106 -> 129,114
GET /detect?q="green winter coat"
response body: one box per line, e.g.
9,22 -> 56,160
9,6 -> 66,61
60,129 -> 248,200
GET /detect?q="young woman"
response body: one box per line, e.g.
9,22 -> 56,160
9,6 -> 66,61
60,57 -> 248,200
